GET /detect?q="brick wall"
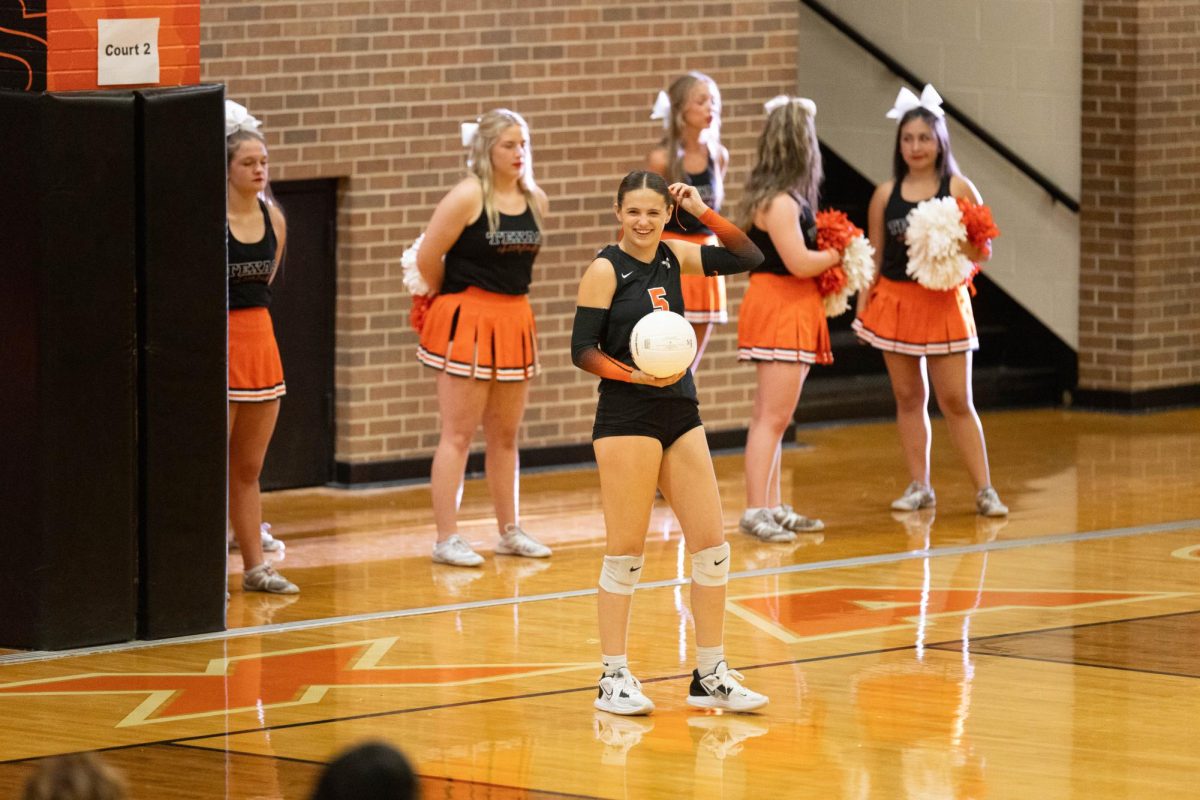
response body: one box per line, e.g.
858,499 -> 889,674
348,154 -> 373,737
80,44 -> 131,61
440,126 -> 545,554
1079,0 -> 1200,400
200,1 -> 800,472
47,0 -> 200,91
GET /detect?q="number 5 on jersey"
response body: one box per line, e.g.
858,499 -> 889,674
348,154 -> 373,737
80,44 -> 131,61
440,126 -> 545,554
648,287 -> 669,312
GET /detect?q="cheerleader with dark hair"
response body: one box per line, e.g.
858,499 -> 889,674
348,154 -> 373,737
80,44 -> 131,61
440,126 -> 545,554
853,85 -> 1008,517
225,100 -> 298,593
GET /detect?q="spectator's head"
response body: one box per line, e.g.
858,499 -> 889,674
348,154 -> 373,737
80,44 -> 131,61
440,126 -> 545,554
22,753 -> 128,800
309,741 -> 418,800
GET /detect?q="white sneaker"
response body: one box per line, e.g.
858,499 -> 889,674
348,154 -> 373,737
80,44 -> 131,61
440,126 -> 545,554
242,563 -> 299,594
594,667 -> 655,716
432,534 -> 484,567
230,523 -> 285,553
687,661 -> 768,712
773,504 -> 825,532
976,487 -> 1009,517
495,524 -> 551,558
891,481 -> 936,511
739,508 -> 795,543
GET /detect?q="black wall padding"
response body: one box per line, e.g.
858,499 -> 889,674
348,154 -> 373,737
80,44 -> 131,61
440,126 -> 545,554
135,85 -> 228,639
0,91 -> 139,650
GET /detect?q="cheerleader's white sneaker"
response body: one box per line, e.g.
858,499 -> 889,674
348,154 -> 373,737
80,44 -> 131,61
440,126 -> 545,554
773,504 -> 825,532
495,524 -> 551,558
891,481 -> 936,511
976,487 -> 1009,517
432,534 -> 484,567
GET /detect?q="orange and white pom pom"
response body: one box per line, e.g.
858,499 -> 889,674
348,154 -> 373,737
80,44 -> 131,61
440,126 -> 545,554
401,232 -> 434,332
815,210 -> 876,317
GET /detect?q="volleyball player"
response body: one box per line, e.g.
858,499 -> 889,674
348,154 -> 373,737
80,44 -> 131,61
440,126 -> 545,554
572,171 -> 768,715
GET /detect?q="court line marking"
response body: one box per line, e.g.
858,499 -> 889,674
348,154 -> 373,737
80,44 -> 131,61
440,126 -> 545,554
3,608 -> 1197,767
1,517 -> 1196,666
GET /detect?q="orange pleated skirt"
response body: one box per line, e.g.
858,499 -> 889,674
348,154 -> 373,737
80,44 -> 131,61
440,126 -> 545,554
228,307 -> 286,403
851,277 -> 978,356
737,272 -> 832,364
417,286 -> 540,381
662,229 -> 727,324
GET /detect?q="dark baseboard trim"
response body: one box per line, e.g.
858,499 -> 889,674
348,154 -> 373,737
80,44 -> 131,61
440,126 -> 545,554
332,425 -> 792,488
1072,383 -> 1200,412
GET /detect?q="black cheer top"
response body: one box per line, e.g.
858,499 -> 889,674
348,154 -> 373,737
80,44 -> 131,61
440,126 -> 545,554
442,205 -> 541,295
228,199 -> 277,309
664,155 -> 719,237
749,194 -> 818,276
881,174 -> 953,283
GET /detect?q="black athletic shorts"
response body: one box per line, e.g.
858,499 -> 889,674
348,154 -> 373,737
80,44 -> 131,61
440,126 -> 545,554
592,391 -> 703,449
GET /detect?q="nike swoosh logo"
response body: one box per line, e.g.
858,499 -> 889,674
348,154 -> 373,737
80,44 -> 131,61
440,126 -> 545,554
621,271 -> 634,279
714,556 -> 728,566
629,566 -> 642,572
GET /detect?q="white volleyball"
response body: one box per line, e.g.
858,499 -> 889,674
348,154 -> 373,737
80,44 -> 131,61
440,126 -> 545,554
629,310 -> 696,378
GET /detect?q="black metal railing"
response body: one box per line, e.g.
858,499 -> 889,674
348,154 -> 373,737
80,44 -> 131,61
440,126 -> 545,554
799,0 -> 1080,213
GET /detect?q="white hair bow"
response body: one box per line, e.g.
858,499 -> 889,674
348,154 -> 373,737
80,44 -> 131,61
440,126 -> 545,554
886,84 -> 944,121
224,100 -> 261,137
649,90 -> 671,129
460,121 -> 479,147
764,95 -> 817,117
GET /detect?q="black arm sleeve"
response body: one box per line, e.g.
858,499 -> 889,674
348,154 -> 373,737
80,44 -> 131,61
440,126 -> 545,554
699,208 -> 764,276
572,305 -> 634,382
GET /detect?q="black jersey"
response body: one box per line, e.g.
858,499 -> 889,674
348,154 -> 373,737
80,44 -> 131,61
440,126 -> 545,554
227,200 -> 277,309
596,243 -> 697,403
664,153 -> 719,236
442,205 -> 540,295
881,174 -> 953,283
748,195 -> 818,276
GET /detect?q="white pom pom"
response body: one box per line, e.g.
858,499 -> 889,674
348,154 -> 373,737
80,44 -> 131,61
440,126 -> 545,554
401,232 -> 430,296
904,197 -> 972,291
823,292 -> 850,318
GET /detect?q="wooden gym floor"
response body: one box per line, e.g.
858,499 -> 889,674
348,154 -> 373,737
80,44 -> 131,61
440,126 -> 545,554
0,407 -> 1197,798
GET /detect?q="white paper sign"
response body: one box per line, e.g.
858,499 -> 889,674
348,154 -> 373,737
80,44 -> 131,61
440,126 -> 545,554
97,18 -> 160,86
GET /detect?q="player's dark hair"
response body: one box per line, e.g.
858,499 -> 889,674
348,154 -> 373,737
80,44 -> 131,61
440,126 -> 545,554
616,170 -> 673,210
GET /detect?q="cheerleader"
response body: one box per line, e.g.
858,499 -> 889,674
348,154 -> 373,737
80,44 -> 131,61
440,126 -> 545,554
225,101 -> 298,593
572,172 -> 768,715
852,85 -> 1008,517
646,71 -> 729,371
735,96 -> 837,542
416,109 -> 554,566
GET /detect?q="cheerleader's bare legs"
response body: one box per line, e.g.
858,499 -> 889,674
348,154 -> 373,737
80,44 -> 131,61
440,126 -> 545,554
430,372 -> 549,566
885,351 -> 1005,515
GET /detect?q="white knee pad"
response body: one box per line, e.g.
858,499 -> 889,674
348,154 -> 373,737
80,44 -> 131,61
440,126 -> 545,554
599,554 -> 645,596
691,543 -> 731,587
